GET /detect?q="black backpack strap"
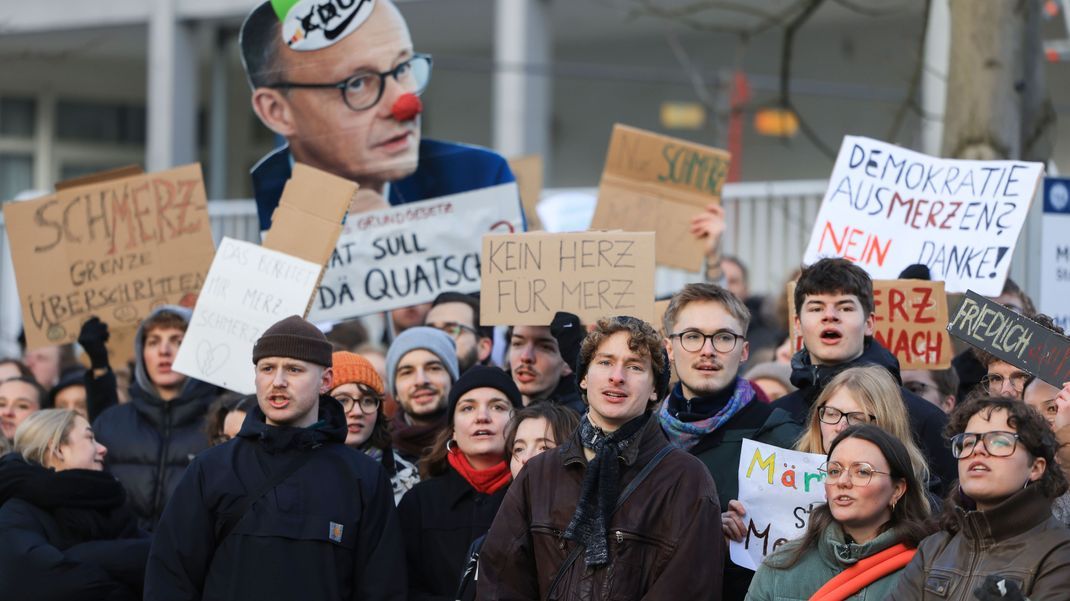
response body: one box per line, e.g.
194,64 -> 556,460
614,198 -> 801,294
546,444 -> 675,598
215,451 -> 317,541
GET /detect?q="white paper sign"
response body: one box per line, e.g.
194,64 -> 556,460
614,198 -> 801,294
310,183 -> 523,321
804,136 -> 1043,296
729,439 -> 827,571
1041,178 -> 1070,333
174,237 -> 322,393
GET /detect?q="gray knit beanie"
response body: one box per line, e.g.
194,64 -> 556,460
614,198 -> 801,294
385,327 -> 460,396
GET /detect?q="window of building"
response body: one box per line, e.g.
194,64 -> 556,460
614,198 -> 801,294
0,98 -> 36,137
56,100 -> 146,145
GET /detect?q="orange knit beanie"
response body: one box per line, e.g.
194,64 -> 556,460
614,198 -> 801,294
331,351 -> 385,395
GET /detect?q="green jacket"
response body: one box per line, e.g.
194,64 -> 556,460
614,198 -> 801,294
745,522 -> 908,601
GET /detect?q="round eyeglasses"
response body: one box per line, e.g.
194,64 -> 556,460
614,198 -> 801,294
819,461 -> 891,486
333,393 -> 381,415
669,330 -> 744,353
980,372 -> 1033,396
950,431 -> 1020,459
267,53 -> 433,112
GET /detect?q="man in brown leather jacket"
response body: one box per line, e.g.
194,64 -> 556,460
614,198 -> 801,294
477,316 -> 723,600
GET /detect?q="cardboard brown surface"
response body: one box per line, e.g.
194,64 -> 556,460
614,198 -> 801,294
591,124 -> 730,271
508,155 -> 543,231
55,165 -> 144,191
263,163 -> 356,264
480,231 -> 656,326
787,279 -> 953,370
4,163 -> 215,350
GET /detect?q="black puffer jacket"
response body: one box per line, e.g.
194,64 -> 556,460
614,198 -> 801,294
91,305 -> 219,529
771,338 -> 956,496
144,397 -> 406,601
0,454 -> 149,601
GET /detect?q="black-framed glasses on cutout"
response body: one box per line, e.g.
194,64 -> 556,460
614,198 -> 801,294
266,53 -> 433,112
669,329 -> 745,353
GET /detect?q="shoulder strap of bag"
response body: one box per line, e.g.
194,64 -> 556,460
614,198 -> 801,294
216,450 -> 317,541
546,444 -> 674,597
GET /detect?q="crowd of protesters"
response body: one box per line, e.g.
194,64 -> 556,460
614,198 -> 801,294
3,0 -> 1070,600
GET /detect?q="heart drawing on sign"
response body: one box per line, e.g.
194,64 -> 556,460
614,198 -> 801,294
197,341 -> 230,377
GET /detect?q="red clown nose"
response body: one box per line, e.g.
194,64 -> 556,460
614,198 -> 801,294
391,93 -> 423,122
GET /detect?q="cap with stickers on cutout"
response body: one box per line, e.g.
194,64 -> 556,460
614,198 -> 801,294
271,0 -> 376,51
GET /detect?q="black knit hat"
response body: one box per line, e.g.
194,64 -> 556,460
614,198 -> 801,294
550,312 -> 584,373
446,365 -> 523,425
252,315 -> 333,367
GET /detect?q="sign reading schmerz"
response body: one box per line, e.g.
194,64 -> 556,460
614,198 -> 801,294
947,290 -> 1070,387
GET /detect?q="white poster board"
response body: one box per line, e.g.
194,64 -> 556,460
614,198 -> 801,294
1041,178 -> 1070,333
729,439 -> 827,571
174,237 -> 322,393
804,136 -> 1043,296
310,183 -> 523,321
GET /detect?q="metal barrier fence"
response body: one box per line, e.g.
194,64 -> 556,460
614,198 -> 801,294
0,181 -> 828,355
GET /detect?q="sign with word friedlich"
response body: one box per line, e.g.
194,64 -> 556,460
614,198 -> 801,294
729,439 -> 828,571
590,124 -> 731,272
948,290 -> 1070,388
480,231 -> 656,326
309,183 -> 523,321
173,238 -> 322,393
804,136 -> 1043,296
3,163 -> 215,350
787,280 -> 953,369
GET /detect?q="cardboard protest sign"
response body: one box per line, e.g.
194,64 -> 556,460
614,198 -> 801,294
803,136 -> 1043,296
262,162 -> 356,266
787,280 -> 953,369
310,183 -> 523,321
173,238 -> 322,393
729,439 -> 827,570
948,290 -> 1070,387
1040,178 -> 1070,333
508,155 -> 543,231
480,231 -> 656,326
3,164 -> 215,350
590,124 -> 731,272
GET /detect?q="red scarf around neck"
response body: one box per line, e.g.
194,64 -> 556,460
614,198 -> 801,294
447,447 -> 511,495
809,543 -> 916,601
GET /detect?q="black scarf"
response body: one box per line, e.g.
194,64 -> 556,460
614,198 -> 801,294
563,412 -> 650,567
236,394 -> 348,454
0,454 -> 134,546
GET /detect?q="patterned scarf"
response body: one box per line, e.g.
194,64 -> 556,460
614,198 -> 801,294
658,378 -> 757,450
563,412 -> 650,567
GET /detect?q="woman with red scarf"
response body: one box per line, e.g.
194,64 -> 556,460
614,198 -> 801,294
398,366 -> 521,601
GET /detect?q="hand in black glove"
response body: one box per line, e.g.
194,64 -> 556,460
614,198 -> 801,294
78,316 -> 111,370
974,574 -> 1028,600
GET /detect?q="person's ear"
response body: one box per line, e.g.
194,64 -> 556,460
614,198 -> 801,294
863,310 -> 875,337
891,479 -> 907,508
664,338 -> 675,365
1029,456 -> 1047,484
477,337 -> 493,363
740,340 -> 750,363
320,367 -> 334,394
251,88 -> 299,138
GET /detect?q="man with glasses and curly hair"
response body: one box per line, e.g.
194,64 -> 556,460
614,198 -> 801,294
239,0 -> 518,231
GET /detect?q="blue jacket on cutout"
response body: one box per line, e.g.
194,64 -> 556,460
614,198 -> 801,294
251,139 -> 518,230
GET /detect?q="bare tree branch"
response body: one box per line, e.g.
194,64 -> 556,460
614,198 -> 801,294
776,0 -> 838,158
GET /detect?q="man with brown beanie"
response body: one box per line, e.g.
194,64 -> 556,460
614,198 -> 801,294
146,315 -> 406,601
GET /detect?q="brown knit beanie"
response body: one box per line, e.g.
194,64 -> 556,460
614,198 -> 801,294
331,351 -> 384,395
252,315 -> 333,367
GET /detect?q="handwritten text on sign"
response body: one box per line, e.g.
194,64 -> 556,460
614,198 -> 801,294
947,291 -> 1070,387
590,124 -> 730,271
173,238 -> 321,394
309,183 -> 522,321
480,231 -> 656,326
803,136 -> 1043,296
729,439 -> 827,571
787,279 -> 953,369
2,163 -> 215,349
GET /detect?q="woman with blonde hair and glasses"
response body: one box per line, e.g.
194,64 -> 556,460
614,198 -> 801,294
796,365 -> 933,496
0,409 -> 149,600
